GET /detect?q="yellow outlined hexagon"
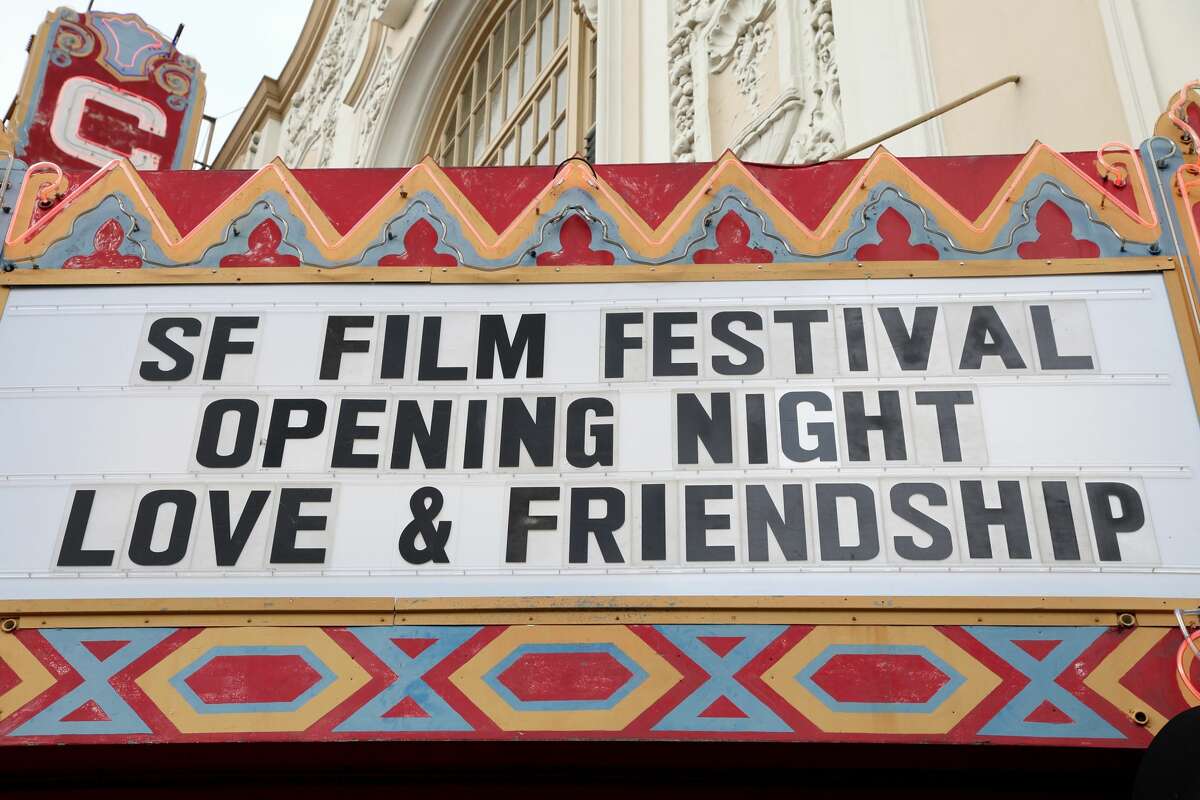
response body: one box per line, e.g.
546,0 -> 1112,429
450,625 -> 681,732
135,627 -> 368,734
763,626 -> 1000,735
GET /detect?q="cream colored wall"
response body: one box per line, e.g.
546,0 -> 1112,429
230,0 -> 1195,168
922,0 -> 1133,154
1132,0 -> 1200,109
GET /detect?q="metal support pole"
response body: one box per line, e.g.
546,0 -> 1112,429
820,74 -> 1021,163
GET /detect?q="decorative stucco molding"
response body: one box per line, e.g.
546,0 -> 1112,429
668,0 -> 718,162
729,88 -> 803,161
353,33 -> 406,166
787,0 -> 842,162
671,0 -> 842,164
705,0 -> 772,72
284,0 -> 389,168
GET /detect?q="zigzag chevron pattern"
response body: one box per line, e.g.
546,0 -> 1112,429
1,144 -> 1163,270
0,624 -> 1193,746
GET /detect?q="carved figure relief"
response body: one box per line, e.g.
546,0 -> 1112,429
354,36 -> 405,166
668,0 -> 719,162
671,0 -> 843,164
730,20 -> 771,111
283,0 -> 389,168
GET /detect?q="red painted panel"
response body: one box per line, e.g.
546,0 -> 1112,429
746,160 -> 864,231
497,652 -> 633,702
184,654 -> 322,705
904,155 -> 1025,222
809,654 -> 951,705
140,170 -> 254,235
443,166 -> 555,235
599,163 -> 713,228
293,168 -> 411,236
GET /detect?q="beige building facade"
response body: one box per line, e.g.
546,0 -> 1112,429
214,0 -> 1200,171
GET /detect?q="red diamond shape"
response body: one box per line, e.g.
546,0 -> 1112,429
811,654 -> 951,705
185,654 -> 322,705
497,651 -> 633,703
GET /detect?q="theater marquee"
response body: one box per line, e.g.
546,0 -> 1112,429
1,272 -> 1195,599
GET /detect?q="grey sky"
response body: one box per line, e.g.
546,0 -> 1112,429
0,1 -> 311,165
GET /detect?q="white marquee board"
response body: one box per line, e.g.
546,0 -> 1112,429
0,273 -> 1196,599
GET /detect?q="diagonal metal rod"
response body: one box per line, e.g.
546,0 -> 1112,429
820,74 -> 1021,163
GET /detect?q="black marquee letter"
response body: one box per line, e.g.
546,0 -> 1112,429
331,399 -> 385,469
878,306 -> 938,371
773,309 -> 828,374
498,396 -> 557,468
263,399 -> 327,468
816,483 -> 879,561
960,480 -> 1031,559
711,311 -> 764,376
746,484 -> 806,561
1086,482 -> 1145,562
652,311 -> 698,377
1031,305 -> 1094,370
209,490 -> 271,567
320,316 -> 374,381
568,486 -> 626,564
196,398 -> 259,468
684,484 -> 735,562
270,488 -> 331,564
505,486 -> 560,563
778,391 -> 836,462
676,393 -> 733,465
203,316 -> 258,380
959,306 -> 1026,370
604,312 -> 643,379
140,317 -> 201,381
566,397 -> 614,468
57,490 -> 114,567
391,400 -> 452,469
843,390 -> 907,461
129,490 -> 197,567
889,483 -> 952,561
913,390 -> 974,463
477,314 -> 545,379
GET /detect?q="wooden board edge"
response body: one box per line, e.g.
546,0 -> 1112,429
0,258 -> 1172,286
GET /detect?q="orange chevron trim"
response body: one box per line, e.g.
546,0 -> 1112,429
5,144 -> 1159,267
1156,81 -> 1200,163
